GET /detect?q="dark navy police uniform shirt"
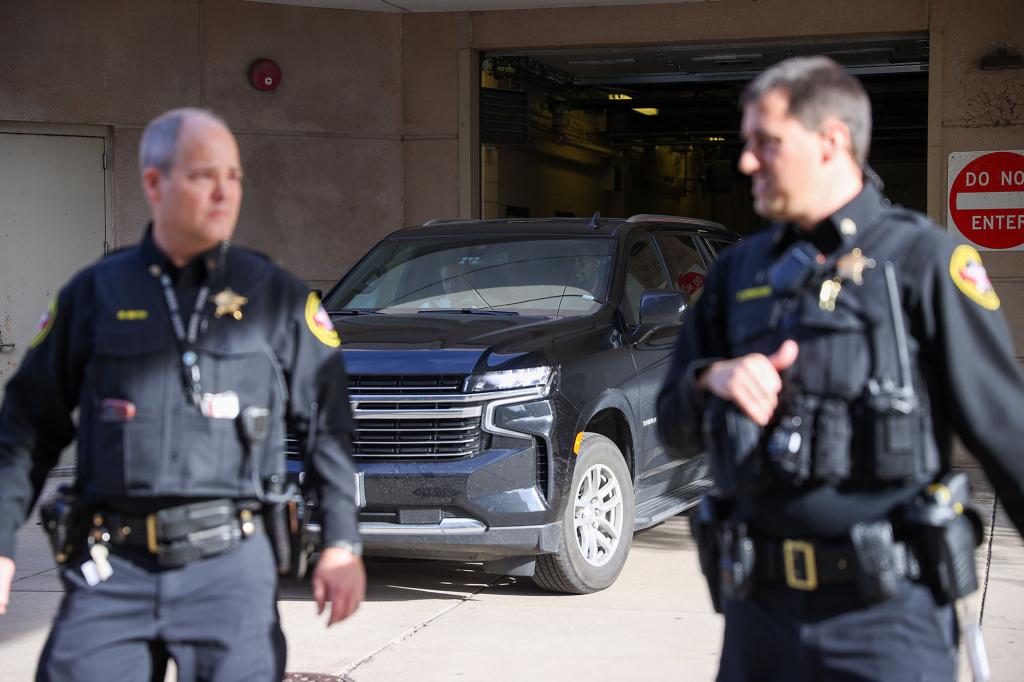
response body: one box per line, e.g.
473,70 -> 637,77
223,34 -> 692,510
0,227 -> 360,558
657,184 -> 1024,539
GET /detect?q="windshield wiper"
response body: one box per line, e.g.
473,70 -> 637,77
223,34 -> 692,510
332,309 -> 383,316
416,308 -> 519,316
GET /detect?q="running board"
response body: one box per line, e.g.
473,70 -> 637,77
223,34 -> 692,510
634,479 -> 714,530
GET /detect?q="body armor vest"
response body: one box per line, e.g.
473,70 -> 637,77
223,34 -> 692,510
705,219 -> 940,497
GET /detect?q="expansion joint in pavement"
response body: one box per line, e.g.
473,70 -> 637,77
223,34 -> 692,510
978,496 -> 998,626
338,573 -> 506,680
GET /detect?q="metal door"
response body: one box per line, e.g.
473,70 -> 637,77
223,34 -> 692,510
0,129 -> 108,441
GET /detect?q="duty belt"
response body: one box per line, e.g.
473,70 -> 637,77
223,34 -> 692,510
95,498 -> 262,568
754,536 -> 920,591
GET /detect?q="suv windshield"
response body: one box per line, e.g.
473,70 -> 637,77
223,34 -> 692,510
326,236 -> 614,317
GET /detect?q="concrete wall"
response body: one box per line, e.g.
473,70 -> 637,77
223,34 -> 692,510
927,0 -> 1024,355
2,0 -> 1022,329
0,0 -> 404,292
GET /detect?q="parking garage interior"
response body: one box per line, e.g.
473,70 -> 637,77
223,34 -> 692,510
480,35 -> 929,235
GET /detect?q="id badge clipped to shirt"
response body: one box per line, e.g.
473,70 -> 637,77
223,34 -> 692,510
199,390 -> 240,419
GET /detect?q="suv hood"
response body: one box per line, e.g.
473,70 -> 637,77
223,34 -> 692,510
334,313 -> 598,375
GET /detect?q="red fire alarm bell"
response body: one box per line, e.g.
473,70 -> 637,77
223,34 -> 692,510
249,59 -> 282,91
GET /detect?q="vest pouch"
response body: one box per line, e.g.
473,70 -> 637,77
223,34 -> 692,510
194,336 -> 281,493
703,398 -> 765,498
84,325 -> 172,495
812,398 -> 852,483
766,393 -> 816,487
865,387 -> 924,481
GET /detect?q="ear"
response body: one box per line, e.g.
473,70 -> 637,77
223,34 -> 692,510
819,117 -> 853,165
141,167 -> 163,205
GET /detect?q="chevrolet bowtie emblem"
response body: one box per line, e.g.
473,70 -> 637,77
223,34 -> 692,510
836,248 -> 876,286
212,288 -> 248,320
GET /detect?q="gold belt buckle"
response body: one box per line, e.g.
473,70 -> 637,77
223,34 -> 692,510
782,539 -> 818,591
145,514 -> 159,554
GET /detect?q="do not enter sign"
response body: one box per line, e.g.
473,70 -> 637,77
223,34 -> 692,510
948,150 -> 1024,250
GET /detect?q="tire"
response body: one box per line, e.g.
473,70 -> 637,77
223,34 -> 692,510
533,432 -> 635,594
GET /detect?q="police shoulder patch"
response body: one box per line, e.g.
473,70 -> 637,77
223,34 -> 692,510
29,298 -> 58,348
949,244 -> 1000,311
305,292 -> 340,348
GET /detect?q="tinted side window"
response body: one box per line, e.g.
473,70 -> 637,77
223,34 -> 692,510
704,238 -> 737,257
655,234 -> 707,304
624,236 -> 669,325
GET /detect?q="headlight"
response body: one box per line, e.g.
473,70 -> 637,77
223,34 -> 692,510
464,366 -> 556,395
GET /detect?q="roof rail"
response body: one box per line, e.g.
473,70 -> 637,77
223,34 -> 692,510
624,213 -> 728,230
421,218 -> 469,226
626,213 -> 692,224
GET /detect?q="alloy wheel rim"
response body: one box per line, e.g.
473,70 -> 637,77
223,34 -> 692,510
572,463 -> 623,567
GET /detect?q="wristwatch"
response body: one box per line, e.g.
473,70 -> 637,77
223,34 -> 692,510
324,539 -> 363,556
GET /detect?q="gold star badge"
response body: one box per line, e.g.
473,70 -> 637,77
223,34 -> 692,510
836,248 -> 876,286
211,288 -> 248,320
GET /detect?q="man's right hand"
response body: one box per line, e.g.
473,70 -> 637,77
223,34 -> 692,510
699,340 -> 799,426
0,556 -> 15,615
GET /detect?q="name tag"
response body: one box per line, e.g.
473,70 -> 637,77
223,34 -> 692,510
200,391 -> 240,420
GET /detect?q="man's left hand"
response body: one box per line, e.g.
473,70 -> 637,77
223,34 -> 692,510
311,547 -> 366,626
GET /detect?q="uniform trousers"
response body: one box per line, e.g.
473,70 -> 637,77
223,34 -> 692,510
37,531 -> 286,682
717,579 -> 957,682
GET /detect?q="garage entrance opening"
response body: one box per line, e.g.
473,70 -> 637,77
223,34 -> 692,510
480,35 -> 928,235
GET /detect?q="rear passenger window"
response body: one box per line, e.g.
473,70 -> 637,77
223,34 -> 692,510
624,237 -> 669,326
704,238 -> 737,257
655,234 -> 707,303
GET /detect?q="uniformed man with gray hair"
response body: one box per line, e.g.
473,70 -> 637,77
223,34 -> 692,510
0,108 -> 365,681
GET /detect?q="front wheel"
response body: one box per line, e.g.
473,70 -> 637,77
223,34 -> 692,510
533,433 -> 635,594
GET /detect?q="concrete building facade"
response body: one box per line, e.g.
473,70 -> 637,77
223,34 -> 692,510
1,0 -> 1022,341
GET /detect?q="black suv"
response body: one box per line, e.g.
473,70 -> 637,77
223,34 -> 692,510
295,214 -> 738,593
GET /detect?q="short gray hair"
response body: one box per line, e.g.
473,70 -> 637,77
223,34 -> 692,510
741,56 -> 872,165
138,108 -> 228,175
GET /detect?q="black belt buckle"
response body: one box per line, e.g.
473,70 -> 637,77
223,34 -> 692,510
782,539 -> 818,591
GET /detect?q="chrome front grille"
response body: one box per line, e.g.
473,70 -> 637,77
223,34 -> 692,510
349,375 -> 483,461
285,375 -> 547,463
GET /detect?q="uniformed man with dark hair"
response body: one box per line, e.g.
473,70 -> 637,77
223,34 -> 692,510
658,55 -> 1024,680
0,108 -> 365,681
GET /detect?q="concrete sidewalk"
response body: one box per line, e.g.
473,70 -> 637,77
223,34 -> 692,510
0,472 -> 1021,681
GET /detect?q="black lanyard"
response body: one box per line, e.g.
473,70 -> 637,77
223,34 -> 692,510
156,244 -> 227,406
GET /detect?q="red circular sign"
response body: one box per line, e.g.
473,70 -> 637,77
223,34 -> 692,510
949,151 -> 1024,249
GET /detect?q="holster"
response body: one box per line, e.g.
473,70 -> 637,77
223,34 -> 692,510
901,471 -> 983,604
690,495 -> 728,612
689,496 -> 751,612
38,485 -> 89,564
262,478 -> 316,579
718,520 -> 756,602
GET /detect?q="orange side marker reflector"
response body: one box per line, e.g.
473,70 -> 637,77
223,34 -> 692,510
573,432 -> 584,455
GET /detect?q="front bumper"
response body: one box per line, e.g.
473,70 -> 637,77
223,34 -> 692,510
291,391 -> 576,561
354,518 -> 562,562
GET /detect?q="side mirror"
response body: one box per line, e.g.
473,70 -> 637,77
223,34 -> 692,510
635,289 -> 686,341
